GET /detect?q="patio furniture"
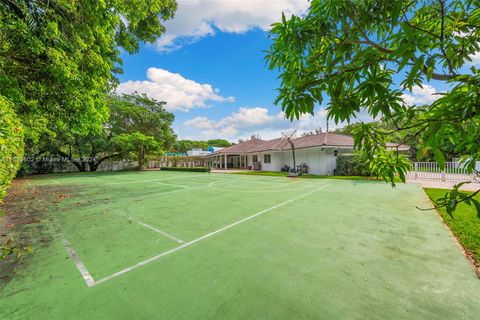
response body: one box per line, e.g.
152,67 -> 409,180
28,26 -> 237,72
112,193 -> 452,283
297,163 -> 308,174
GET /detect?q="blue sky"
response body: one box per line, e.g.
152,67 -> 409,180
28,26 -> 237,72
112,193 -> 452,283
119,30 -> 282,134
115,0 -> 458,142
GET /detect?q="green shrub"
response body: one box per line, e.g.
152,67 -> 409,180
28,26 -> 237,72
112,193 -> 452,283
160,167 -> 209,172
336,152 -> 371,176
0,96 -> 24,202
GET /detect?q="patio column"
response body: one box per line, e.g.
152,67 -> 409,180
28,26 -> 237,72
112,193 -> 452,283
224,154 -> 227,170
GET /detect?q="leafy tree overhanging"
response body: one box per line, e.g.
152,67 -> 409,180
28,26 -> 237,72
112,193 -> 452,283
266,0 -> 480,212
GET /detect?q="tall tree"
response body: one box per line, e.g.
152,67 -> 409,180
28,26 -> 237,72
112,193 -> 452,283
206,139 -> 232,148
267,0 -> 480,211
37,94 -> 176,172
0,0 -> 177,141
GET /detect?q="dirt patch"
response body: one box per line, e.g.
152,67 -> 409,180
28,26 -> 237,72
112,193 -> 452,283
0,180 -> 72,286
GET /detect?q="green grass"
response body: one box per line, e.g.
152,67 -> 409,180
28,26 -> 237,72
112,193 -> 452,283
160,166 -> 209,172
1,171 -> 479,319
232,171 -> 402,182
231,171 -> 290,177
424,188 -> 480,266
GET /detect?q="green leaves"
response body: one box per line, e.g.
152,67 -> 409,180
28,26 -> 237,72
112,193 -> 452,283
1,0 -> 177,143
433,183 -> 480,217
367,150 -> 411,186
266,0 -> 480,203
0,96 -> 24,203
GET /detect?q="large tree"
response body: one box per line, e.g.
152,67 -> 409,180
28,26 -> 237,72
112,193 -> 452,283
42,94 -> 176,172
267,0 -> 480,212
0,0 -> 176,141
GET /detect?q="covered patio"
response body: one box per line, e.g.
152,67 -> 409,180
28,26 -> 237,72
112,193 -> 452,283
208,138 -> 265,170
210,154 -> 249,169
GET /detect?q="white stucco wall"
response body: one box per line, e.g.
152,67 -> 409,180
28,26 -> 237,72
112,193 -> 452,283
250,147 -> 353,175
253,152 -> 284,171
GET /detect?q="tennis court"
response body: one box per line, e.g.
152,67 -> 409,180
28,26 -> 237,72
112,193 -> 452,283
1,171 -> 479,319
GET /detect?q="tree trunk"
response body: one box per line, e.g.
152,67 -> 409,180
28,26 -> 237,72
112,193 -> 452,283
89,153 -> 122,172
137,146 -> 145,171
89,161 -> 98,172
57,151 -> 85,172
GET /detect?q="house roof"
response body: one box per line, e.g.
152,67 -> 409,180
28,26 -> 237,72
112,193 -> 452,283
246,133 -> 353,152
211,133 -> 409,156
213,138 -> 266,155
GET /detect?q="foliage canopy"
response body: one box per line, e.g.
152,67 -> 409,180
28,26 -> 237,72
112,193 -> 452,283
0,0 -> 177,141
267,0 -> 480,209
0,97 -> 24,202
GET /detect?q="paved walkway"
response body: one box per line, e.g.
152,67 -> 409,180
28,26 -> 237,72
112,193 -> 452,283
407,179 -> 480,191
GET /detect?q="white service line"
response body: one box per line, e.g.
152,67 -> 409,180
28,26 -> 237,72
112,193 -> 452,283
137,221 -> 185,244
105,174 -> 218,186
93,183 -> 330,287
150,181 -> 191,188
59,234 -> 96,287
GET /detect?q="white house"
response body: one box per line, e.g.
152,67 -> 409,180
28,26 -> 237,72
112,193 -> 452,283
187,148 -> 213,156
209,132 -> 410,175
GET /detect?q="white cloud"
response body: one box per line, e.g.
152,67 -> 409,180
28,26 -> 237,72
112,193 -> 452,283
182,106 -> 373,141
185,107 -> 281,138
116,68 -> 234,111
156,0 -> 309,51
465,51 -> 480,67
402,84 -> 441,106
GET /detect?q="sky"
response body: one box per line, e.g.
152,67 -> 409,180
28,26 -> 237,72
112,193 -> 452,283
115,0 -> 478,143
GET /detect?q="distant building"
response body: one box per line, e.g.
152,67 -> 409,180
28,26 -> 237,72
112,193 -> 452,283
208,146 -> 224,153
187,148 -> 213,157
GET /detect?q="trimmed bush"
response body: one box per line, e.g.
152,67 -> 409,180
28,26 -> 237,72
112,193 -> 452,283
160,167 -> 209,172
0,96 -> 24,202
336,153 -> 371,176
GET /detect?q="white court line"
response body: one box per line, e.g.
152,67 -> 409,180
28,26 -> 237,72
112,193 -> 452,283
93,183 -> 330,286
105,174 -> 216,186
59,234 -> 96,287
137,221 -> 185,244
62,179 -> 236,287
137,179 -> 234,198
150,181 -> 191,188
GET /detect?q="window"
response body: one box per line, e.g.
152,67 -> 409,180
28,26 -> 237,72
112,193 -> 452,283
253,155 -> 258,162
334,150 -> 338,156
264,154 -> 271,163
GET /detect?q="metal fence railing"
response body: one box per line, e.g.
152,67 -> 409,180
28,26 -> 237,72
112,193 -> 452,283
407,162 -> 478,182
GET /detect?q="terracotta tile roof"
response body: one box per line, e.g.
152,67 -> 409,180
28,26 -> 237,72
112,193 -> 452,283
289,133 -> 353,149
245,133 -> 410,153
210,133 -> 409,156
214,138 -> 266,155
247,138 -> 286,153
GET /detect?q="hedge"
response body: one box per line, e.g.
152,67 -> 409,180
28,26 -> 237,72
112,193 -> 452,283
160,167 -> 209,172
0,96 -> 24,202
336,153 -> 371,176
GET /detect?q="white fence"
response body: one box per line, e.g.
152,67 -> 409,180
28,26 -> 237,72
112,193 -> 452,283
407,162 -> 479,182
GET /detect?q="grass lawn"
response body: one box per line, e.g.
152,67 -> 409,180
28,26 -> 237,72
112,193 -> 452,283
232,170 -> 402,182
1,171 -> 479,319
424,188 -> 480,269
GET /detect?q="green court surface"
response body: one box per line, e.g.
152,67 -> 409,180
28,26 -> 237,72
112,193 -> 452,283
1,171 -> 479,319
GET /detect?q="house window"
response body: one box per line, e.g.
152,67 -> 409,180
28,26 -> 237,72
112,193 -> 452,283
264,154 -> 271,163
334,150 -> 338,156
253,155 -> 258,162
